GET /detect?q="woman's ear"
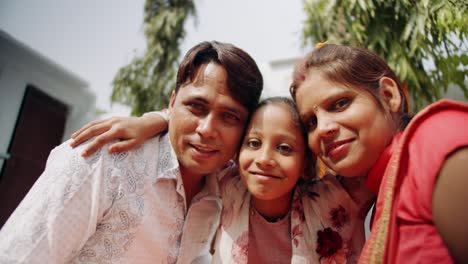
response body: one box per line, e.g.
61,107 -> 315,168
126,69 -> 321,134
378,77 -> 402,113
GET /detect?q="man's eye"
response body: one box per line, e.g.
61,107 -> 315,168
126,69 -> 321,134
187,103 -> 205,114
277,144 -> 293,154
246,139 -> 261,149
222,112 -> 240,123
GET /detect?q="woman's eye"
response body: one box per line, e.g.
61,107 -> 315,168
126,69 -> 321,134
306,116 -> 317,131
246,139 -> 261,149
333,98 -> 350,110
277,144 -> 293,154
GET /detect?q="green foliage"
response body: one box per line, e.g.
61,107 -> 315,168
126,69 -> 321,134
111,0 -> 195,116
302,0 -> 467,110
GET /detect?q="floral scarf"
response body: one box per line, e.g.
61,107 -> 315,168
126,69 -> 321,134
213,173 -> 374,263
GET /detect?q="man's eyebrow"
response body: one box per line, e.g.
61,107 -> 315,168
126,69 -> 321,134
186,95 -> 246,117
223,106 -> 243,115
187,96 -> 209,104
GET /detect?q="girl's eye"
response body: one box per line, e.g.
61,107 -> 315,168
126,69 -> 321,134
277,144 -> 293,154
246,139 -> 261,149
333,98 -> 350,111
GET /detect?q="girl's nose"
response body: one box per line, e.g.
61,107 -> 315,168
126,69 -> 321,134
255,147 -> 276,168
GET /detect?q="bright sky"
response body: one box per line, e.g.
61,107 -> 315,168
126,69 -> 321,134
0,0 -> 306,115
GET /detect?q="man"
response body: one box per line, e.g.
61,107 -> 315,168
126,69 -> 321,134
0,41 -> 263,263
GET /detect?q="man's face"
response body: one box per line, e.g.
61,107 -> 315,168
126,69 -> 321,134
168,62 -> 249,179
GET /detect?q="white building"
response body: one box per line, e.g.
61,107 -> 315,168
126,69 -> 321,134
0,30 -> 95,226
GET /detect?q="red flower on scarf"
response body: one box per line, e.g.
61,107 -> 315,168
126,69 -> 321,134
316,227 -> 343,258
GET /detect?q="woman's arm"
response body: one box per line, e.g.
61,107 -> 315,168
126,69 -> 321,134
70,111 -> 168,157
432,146 -> 468,263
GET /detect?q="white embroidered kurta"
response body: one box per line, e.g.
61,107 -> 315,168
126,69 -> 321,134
213,174 -> 375,263
0,133 -> 229,264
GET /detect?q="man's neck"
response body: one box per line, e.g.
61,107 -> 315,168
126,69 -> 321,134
179,168 -> 206,206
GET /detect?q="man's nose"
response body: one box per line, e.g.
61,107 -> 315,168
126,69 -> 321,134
196,114 -> 218,139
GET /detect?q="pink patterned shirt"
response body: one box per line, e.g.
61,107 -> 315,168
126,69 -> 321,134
0,133 -> 229,263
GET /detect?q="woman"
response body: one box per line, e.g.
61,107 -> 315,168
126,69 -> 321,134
289,43 -> 468,263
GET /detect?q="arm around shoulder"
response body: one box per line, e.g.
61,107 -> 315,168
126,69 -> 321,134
70,110 -> 169,156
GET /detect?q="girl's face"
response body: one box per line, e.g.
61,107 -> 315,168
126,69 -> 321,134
239,103 -> 306,204
295,71 -> 397,177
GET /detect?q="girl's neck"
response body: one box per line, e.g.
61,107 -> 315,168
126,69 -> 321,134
251,193 -> 293,222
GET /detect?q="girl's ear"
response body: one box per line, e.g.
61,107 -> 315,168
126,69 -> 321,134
168,91 -> 177,110
378,77 -> 402,113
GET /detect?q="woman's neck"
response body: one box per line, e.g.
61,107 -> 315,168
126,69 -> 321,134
251,193 -> 293,222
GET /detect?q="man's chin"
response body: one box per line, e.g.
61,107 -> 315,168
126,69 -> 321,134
180,160 -> 221,176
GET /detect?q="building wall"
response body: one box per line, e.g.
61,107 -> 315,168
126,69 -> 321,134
0,31 -> 96,169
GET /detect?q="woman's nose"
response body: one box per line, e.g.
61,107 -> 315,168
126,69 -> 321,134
317,118 -> 338,138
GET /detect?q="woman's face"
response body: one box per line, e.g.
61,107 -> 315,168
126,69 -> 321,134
295,71 -> 396,177
239,103 -> 306,203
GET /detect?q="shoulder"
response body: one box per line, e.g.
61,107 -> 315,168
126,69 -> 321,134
404,100 -> 468,171
50,136 -> 161,183
407,99 -> 468,145
398,100 -> 468,214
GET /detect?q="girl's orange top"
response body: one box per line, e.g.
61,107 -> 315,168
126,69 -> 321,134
360,99 -> 468,263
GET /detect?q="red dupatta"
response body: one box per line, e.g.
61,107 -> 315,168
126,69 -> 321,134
359,99 -> 468,264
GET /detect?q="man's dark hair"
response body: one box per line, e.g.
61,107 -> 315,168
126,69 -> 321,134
176,41 -> 263,114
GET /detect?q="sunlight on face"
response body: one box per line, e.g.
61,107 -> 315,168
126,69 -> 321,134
169,63 -> 249,179
238,102 -> 306,209
295,71 -> 395,177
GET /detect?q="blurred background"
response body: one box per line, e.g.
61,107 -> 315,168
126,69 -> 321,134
0,0 -> 466,227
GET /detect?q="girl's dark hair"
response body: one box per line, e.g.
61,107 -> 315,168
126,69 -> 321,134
252,96 -> 316,180
290,44 -> 412,130
176,41 -> 263,114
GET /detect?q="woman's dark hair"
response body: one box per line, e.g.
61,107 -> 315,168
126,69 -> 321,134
290,44 -> 412,130
176,41 -> 263,114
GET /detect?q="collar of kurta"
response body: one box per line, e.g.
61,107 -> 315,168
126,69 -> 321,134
365,132 -> 403,195
155,132 -> 222,199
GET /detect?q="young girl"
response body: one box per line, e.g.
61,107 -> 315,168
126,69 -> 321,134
289,44 -> 468,263
72,97 -> 374,263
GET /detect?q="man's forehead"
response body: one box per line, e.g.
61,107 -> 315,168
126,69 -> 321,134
192,62 -> 228,86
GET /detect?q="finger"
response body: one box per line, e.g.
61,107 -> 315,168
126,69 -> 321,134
71,119 -> 108,139
80,130 -> 120,157
108,139 -> 139,153
71,123 -> 113,148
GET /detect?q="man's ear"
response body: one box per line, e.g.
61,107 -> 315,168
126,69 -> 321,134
168,91 -> 177,110
378,77 -> 402,113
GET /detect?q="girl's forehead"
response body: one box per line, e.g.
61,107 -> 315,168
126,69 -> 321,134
248,103 -> 303,132
254,103 -> 293,119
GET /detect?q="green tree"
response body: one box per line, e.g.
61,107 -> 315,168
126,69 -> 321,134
111,0 -> 196,116
302,0 -> 467,110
